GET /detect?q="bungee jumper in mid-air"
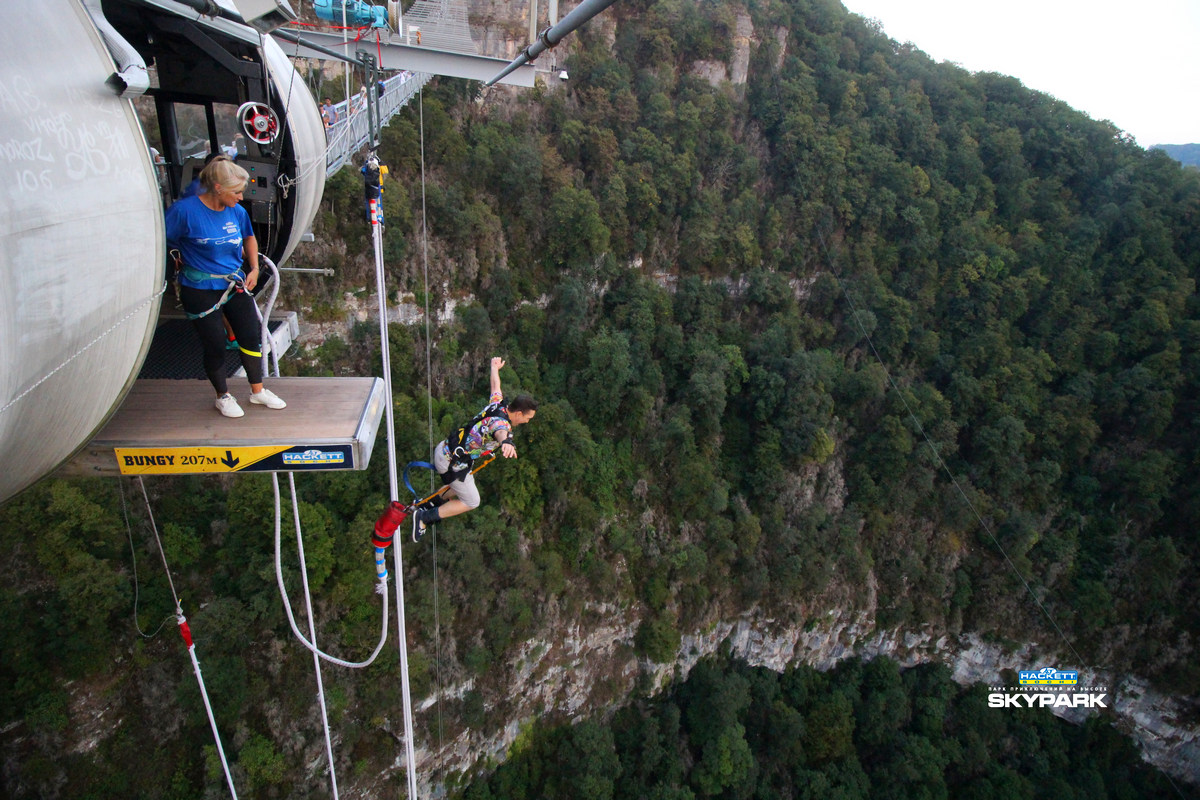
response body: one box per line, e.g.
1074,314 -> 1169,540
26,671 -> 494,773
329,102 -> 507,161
413,357 -> 538,539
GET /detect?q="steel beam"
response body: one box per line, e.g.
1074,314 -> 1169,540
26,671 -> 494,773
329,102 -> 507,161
270,30 -> 536,87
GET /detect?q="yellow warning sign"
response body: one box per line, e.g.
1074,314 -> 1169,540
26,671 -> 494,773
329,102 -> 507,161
114,446 -> 290,475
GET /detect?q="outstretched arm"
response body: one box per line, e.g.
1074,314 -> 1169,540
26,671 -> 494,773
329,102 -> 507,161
489,356 -> 505,398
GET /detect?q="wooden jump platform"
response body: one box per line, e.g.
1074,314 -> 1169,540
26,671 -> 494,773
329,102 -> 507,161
58,377 -> 385,477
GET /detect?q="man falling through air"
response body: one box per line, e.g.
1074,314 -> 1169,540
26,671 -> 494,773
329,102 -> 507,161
413,357 -> 538,539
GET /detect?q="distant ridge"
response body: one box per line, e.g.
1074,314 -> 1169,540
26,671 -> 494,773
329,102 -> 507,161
1152,142 -> 1200,167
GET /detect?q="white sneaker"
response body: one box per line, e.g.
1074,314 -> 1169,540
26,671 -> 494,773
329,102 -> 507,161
215,393 -> 244,418
249,388 -> 287,409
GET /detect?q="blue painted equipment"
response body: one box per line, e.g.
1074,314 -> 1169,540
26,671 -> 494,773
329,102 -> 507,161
313,0 -> 389,29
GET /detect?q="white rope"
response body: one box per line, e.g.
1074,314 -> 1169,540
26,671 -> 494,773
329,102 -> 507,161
0,284 -> 166,416
272,471 -> 390,668
252,254 -> 283,380
135,477 -> 239,799
182,624 -> 239,800
392,520 -> 419,798
369,182 -> 421,800
419,85 -> 447,754
117,478 -> 173,638
287,473 -> 340,800
372,218 -> 401,500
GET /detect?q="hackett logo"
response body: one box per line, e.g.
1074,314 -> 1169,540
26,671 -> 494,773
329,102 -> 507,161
1019,666 -> 1079,685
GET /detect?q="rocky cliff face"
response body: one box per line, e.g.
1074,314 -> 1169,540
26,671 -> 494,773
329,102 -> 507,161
398,605 -> 1200,795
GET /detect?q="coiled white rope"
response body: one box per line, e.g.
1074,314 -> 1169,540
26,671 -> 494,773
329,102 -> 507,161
272,473 -> 390,668
287,472 -> 339,799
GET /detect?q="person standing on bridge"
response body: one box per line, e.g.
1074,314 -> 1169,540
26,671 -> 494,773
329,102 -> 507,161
321,97 -> 338,128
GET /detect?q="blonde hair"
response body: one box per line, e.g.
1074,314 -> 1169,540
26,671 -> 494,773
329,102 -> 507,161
199,154 -> 249,193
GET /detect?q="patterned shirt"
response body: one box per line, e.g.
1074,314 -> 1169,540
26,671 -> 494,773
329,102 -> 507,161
441,391 -> 510,459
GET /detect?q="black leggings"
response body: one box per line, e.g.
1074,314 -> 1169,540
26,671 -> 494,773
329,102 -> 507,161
179,285 -> 264,395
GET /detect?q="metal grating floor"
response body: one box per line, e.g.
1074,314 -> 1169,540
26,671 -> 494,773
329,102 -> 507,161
138,318 -> 288,380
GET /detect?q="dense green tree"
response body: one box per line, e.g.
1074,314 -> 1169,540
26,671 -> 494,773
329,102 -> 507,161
461,657 -> 1181,799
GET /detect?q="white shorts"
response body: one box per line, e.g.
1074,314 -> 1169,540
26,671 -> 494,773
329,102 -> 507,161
433,442 -> 480,508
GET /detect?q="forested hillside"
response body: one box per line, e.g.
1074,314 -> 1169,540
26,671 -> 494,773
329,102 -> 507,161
1154,143 -> 1200,168
463,655 -> 1183,799
3,0 -> 1200,796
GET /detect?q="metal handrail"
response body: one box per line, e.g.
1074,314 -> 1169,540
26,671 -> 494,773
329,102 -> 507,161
324,70 -> 431,176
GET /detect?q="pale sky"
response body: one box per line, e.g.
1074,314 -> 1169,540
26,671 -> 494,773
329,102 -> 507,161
839,0 -> 1200,147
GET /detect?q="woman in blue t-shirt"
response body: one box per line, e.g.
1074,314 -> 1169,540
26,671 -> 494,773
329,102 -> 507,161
165,156 -> 287,418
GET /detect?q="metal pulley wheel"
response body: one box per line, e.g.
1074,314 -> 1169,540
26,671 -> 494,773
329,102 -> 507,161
237,101 -> 279,144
